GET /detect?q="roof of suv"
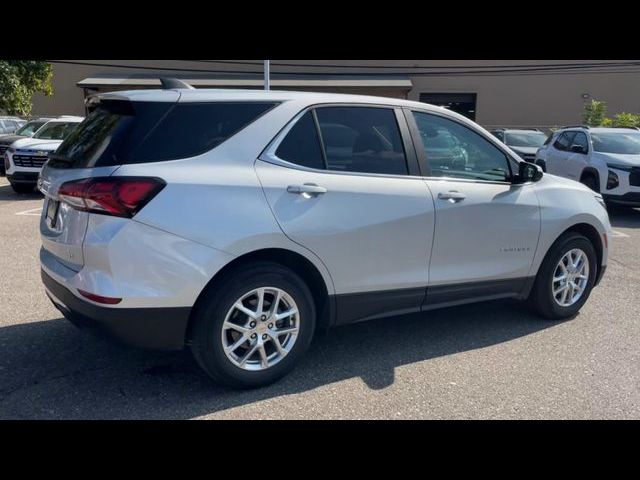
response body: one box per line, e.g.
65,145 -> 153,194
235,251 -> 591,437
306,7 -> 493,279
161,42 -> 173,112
557,126 -> 640,133
588,127 -> 639,133
50,115 -> 84,122
98,88 -> 449,112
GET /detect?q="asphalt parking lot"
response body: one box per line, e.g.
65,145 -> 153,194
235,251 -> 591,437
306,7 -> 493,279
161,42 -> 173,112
0,176 -> 639,420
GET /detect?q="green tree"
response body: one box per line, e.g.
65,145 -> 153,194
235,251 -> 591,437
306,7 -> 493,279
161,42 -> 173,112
0,61 -> 53,116
609,112 -> 640,128
582,99 -> 607,126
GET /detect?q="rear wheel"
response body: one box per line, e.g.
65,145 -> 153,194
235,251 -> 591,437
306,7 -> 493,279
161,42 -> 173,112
529,232 -> 597,319
190,262 -> 316,389
10,182 -> 35,194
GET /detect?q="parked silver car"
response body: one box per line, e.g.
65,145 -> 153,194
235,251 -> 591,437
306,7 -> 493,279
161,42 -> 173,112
38,87 -> 611,388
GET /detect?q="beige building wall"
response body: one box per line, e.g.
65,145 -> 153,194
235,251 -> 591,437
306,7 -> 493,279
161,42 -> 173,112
31,60 -> 640,128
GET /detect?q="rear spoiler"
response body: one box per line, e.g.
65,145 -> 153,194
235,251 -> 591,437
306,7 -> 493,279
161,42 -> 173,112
159,78 -> 194,90
83,78 -> 193,113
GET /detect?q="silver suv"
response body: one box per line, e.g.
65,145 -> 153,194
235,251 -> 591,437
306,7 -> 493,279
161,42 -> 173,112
39,87 -> 611,388
535,126 -> 640,207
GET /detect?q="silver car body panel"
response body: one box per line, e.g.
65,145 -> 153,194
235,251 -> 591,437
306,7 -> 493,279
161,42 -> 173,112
39,88 -> 610,320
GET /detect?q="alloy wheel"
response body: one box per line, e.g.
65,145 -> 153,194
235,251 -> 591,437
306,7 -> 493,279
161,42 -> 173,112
221,287 -> 300,371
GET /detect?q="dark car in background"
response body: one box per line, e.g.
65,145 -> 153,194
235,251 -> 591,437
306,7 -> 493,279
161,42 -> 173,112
491,129 -> 548,163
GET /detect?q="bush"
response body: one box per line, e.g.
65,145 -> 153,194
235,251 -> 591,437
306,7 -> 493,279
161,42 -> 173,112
582,100 -> 607,126
609,112 -> 640,128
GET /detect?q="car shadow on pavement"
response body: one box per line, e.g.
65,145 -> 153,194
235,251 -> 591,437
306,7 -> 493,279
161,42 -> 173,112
608,206 -> 640,229
0,299 -> 561,419
0,182 -> 42,203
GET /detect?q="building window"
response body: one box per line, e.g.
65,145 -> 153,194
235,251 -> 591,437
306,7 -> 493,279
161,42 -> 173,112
419,93 -> 477,121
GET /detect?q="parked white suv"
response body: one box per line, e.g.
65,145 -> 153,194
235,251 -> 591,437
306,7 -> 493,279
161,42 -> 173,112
38,87 -> 611,388
535,126 -> 640,207
4,116 -> 83,193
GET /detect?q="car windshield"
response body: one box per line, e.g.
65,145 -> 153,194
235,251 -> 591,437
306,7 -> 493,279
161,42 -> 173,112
504,131 -> 548,147
591,132 -> 640,155
15,120 -> 46,136
33,122 -> 78,140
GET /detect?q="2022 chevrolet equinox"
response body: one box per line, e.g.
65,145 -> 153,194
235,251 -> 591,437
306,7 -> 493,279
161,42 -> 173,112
39,86 -> 611,388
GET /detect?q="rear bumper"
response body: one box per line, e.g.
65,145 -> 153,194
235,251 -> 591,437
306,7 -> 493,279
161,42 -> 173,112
42,268 -> 190,350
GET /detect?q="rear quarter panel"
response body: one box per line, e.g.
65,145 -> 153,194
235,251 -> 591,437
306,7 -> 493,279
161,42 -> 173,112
117,100 -> 336,296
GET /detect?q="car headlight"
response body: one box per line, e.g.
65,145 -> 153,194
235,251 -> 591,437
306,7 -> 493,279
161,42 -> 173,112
607,170 -> 619,190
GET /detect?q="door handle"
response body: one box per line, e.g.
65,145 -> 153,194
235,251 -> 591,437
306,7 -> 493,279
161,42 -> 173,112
287,183 -> 327,196
437,191 -> 466,202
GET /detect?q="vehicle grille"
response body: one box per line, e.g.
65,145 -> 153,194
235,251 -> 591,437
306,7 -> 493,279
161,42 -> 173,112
12,154 -> 49,168
630,168 -> 640,187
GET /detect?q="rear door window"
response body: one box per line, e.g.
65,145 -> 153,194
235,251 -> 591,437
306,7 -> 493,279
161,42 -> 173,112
315,106 -> 408,175
572,132 -> 589,152
553,132 -> 576,151
52,100 -> 277,168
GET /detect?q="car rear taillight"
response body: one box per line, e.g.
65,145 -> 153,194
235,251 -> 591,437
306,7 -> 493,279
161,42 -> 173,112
58,177 -> 165,218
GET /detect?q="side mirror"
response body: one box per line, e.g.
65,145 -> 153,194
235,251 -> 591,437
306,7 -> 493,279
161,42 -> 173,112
570,144 -> 587,154
517,161 -> 543,183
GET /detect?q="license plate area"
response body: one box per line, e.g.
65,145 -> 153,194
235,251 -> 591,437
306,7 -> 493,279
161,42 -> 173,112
46,198 -> 60,228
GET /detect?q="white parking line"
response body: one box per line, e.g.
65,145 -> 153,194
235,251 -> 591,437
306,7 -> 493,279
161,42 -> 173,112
15,207 -> 42,216
610,230 -> 630,238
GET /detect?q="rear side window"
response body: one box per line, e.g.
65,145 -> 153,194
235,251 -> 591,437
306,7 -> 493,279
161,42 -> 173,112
275,111 -> 325,170
52,100 -> 276,168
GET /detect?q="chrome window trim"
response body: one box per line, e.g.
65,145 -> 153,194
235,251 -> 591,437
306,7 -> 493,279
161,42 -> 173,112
258,103 -> 420,181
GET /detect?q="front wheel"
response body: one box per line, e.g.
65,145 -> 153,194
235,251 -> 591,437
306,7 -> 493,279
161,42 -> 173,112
190,262 -> 316,389
529,232 -> 598,320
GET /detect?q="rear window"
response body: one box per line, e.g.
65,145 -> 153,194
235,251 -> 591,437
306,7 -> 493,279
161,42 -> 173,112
51,100 -> 277,168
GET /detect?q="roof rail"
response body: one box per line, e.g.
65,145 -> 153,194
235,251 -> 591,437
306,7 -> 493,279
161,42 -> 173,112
559,125 -> 590,130
159,78 -> 195,90
489,127 -> 543,132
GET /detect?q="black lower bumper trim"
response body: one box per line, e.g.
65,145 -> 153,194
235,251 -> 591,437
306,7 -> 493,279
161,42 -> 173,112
603,192 -> 640,206
7,172 -> 39,183
41,269 -> 190,350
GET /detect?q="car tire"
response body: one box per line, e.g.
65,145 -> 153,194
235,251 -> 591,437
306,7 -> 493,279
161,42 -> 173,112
580,174 -> 599,192
10,182 -> 35,194
190,261 -> 316,389
529,232 -> 598,320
